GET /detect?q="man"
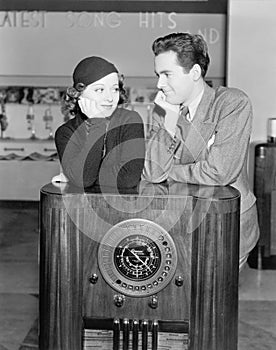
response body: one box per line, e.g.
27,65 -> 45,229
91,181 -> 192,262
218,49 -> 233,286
142,32 -> 259,270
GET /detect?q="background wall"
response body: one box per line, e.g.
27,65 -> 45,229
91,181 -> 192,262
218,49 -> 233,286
227,0 -> 276,143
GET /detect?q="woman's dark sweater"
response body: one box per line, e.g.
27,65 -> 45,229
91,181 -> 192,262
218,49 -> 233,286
55,107 -> 145,189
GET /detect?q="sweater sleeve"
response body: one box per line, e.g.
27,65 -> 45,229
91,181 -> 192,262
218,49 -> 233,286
142,112 -> 181,183
98,111 -> 145,189
55,118 -> 108,188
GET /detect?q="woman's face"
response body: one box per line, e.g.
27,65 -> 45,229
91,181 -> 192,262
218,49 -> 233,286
81,72 -> 120,117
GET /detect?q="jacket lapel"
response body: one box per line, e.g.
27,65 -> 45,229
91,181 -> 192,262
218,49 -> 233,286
177,83 -> 217,164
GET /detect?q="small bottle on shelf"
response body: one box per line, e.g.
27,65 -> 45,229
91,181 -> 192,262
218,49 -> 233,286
26,103 -> 36,139
43,107 -> 54,140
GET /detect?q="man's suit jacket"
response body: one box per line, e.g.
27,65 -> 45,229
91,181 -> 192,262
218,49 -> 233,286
143,82 -> 256,214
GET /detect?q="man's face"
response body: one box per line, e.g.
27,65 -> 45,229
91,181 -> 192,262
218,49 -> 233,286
154,51 -> 195,105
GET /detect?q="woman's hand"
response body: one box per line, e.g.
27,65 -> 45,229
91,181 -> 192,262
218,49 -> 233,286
78,96 -> 105,118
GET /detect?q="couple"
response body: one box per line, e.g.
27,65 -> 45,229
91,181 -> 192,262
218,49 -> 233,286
55,32 -> 259,270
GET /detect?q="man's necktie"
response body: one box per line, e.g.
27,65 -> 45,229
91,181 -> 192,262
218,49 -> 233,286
179,105 -> 190,121
177,105 -> 191,141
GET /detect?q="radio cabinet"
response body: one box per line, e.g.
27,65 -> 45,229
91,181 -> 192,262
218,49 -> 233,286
39,182 -> 240,350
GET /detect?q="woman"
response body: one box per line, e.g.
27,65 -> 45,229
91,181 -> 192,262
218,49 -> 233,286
55,56 -> 145,190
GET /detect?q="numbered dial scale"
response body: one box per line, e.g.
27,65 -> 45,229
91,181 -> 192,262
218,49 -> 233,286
98,219 -> 178,297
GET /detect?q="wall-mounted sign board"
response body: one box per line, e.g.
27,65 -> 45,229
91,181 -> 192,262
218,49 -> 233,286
0,11 -> 226,79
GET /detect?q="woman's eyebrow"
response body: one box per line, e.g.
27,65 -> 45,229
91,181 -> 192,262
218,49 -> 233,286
91,83 -> 104,87
91,83 -> 119,88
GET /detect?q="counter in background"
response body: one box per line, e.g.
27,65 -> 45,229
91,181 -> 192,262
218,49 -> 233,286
0,138 -> 57,156
0,138 -> 59,201
0,160 -> 60,201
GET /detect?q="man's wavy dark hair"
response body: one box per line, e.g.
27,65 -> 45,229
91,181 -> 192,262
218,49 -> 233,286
152,32 -> 210,77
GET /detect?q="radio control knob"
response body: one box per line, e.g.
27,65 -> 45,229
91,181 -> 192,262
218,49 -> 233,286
89,273 -> 98,284
114,294 -> 125,307
149,295 -> 158,309
175,275 -> 184,287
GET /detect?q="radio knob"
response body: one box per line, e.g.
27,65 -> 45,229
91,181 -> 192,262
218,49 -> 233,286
114,294 -> 125,307
175,275 -> 184,287
149,295 -> 158,309
89,273 -> 98,284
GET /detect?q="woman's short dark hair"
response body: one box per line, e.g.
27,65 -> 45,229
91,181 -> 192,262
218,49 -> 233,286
152,32 -> 210,77
61,73 -> 128,120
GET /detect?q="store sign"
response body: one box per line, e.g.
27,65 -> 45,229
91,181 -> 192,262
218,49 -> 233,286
0,11 -> 46,28
0,11 -> 226,78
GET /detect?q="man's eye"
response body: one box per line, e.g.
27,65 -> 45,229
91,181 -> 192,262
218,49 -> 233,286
95,88 -> 104,93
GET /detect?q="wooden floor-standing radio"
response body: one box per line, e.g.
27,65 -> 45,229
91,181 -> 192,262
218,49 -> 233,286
39,181 -> 240,350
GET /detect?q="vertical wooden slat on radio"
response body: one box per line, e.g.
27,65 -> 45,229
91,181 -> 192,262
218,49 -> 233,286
39,195 -> 83,350
189,197 -> 240,350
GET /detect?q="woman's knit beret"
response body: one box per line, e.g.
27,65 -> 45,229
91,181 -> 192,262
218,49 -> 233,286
73,56 -> 118,87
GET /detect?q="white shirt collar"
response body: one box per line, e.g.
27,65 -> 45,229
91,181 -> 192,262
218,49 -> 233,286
186,88 -> 204,122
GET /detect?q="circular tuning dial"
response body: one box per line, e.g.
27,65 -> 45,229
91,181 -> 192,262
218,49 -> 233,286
114,235 -> 161,281
98,219 -> 177,297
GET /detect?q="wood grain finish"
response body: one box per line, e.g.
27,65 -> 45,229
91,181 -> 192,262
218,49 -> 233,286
39,204 -> 83,350
189,204 -> 240,350
39,182 -> 240,350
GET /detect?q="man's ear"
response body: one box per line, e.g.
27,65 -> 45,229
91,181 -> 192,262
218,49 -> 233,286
191,64 -> 202,81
